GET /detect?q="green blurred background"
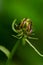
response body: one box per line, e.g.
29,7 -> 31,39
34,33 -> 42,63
0,0 -> 43,65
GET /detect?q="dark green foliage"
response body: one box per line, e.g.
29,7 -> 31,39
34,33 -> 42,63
0,0 -> 43,65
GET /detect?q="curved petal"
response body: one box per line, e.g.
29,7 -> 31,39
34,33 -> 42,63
12,19 -> 22,33
25,39 -> 43,57
12,19 -> 18,33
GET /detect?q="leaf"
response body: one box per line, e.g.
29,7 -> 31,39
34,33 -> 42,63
0,46 -> 10,59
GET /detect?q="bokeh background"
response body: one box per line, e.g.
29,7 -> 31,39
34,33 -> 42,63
0,0 -> 43,65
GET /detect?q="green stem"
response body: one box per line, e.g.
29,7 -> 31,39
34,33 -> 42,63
5,40 -> 20,65
10,40 -> 20,59
22,37 -> 26,45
